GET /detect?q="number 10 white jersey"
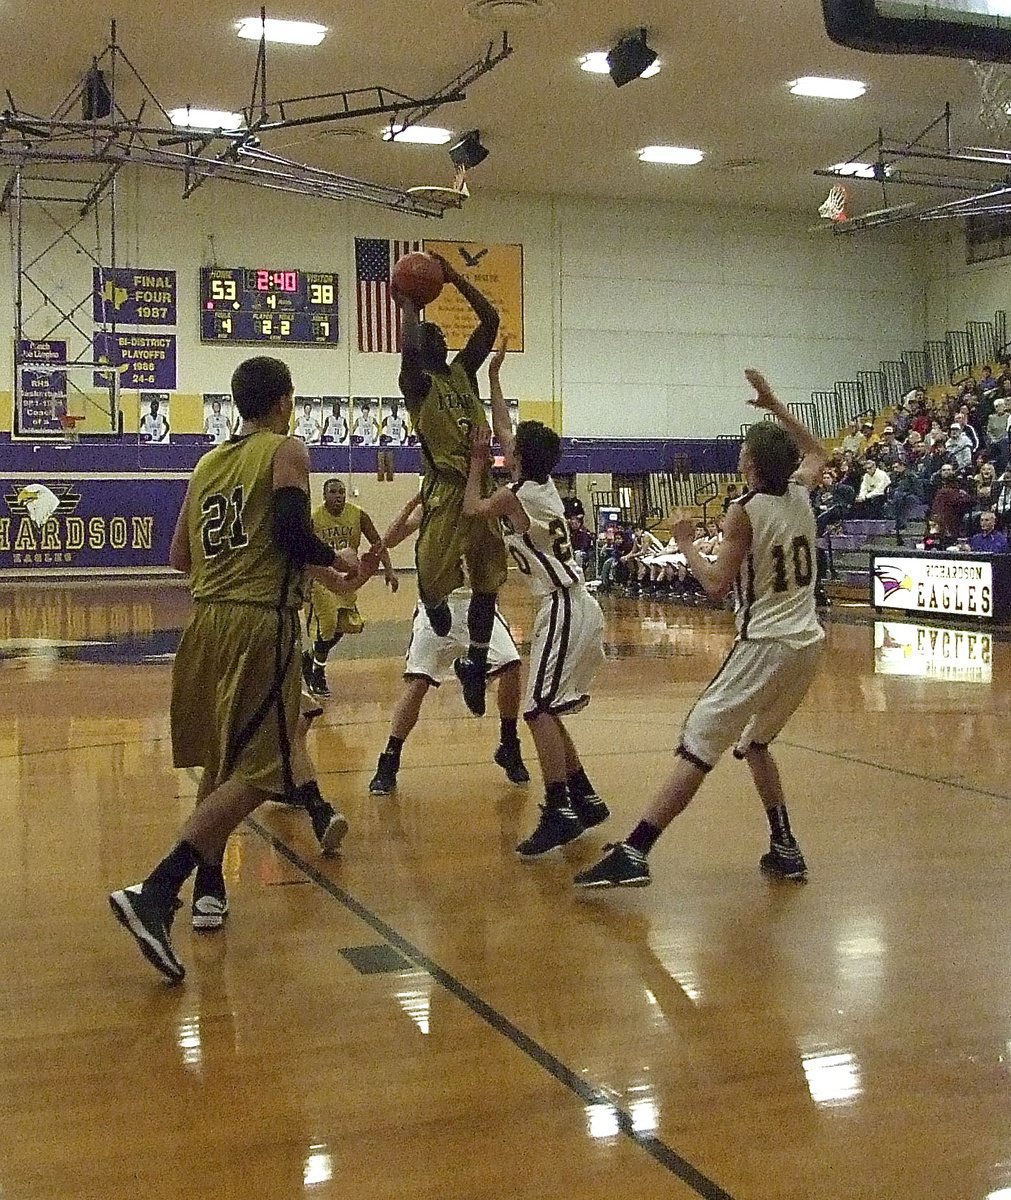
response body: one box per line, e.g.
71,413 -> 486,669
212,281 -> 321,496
733,482 -> 823,646
501,479 -> 584,598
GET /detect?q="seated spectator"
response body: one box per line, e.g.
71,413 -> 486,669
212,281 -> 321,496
883,462 -> 925,536
837,450 -> 863,495
909,405 -> 932,438
956,377 -> 980,407
721,483 -> 740,512
980,365 -> 999,397
567,514 -> 593,572
930,473 -> 972,546
972,462 -> 998,513
986,398 -> 1009,446
994,467 -> 1011,533
812,466 -> 855,533
924,418 -> 947,448
876,425 -> 907,467
945,421 -> 974,471
598,524 -> 633,591
965,509 -> 1008,554
839,419 -> 867,456
854,459 -> 891,518
891,408 -> 911,440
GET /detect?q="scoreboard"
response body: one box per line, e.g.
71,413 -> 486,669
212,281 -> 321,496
200,267 -> 339,346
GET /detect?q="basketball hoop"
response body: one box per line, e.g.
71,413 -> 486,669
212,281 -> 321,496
58,413 -> 84,442
971,60 -> 1011,135
406,166 -> 469,210
818,184 -> 849,223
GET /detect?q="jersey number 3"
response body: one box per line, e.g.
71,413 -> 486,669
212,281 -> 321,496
770,535 -> 813,592
201,486 -> 249,558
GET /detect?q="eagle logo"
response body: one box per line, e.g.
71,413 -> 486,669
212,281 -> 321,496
458,246 -> 489,268
5,482 -> 82,527
874,564 -> 913,600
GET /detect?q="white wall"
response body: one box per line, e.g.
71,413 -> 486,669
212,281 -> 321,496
1,169 -> 927,435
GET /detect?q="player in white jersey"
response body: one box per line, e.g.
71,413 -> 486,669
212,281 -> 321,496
463,412 -> 609,858
204,400 -> 231,444
294,401 -> 321,444
139,398 -> 170,443
575,369 -> 827,889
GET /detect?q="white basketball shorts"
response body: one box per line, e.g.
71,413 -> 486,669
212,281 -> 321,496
679,636 -> 824,771
405,593 -> 520,686
525,584 -> 605,718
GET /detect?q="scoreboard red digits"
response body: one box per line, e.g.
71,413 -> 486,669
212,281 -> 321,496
200,267 -> 339,347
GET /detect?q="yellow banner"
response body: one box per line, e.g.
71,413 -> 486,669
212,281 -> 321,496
423,240 -> 524,352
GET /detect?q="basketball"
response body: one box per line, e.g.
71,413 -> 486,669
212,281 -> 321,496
391,252 -> 444,306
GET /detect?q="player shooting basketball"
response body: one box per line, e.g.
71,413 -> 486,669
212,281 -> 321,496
393,252 -> 508,719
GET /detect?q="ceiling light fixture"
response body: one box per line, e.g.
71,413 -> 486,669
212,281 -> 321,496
168,107 -> 245,132
382,124 -> 453,144
449,129 -> 489,168
639,145 -> 704,165
789,76 -> 867,99
235,17 -> 328,45
579,50 -> 660,78
605,29 -> 659,87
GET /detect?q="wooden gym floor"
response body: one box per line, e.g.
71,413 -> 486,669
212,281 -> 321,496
1,576 -> 1009,1200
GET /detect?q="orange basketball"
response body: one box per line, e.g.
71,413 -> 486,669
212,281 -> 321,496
392,252 -> 444,306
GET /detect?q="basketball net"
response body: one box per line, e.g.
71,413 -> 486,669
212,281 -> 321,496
818,183 -> 849,223
971,60 -> 1011,136
406,165 -> 469,203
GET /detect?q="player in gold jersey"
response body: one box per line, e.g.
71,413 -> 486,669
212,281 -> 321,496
303,477 -> 397,697
109,356 -> 377,982
395,254 -> 507,719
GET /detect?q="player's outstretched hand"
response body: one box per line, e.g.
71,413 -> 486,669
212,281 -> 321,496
671,508 -> 696,547
490,336 -> 509,374
470,422 -> 492,461
358,546 -> 383,585
384,567 -> 400,593
429,252 -> 458,286
745,368 -> 780,412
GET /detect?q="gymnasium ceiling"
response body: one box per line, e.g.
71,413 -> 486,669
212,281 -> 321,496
0,0 -> 1001,218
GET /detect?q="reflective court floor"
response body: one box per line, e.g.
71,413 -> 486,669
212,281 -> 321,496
1,577 -> 1010,1200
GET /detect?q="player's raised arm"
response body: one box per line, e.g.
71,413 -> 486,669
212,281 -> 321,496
382,492 -> 425,552
434,254 -> 499,381
488,338 -> 515,458
462,425 -> 529,528
397,292 -> 427,404
360,510 -> 398,592
744,369 -> 827,489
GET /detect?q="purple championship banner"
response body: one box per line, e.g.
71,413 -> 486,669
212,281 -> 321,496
92,267 -> 177,326
16,340 -> 67,437
93,332 -> 177,390
0,475 -> 187,576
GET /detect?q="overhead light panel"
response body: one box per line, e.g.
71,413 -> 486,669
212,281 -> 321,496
830,160 -> 893,179
606,29 -> 659,87
449,129 -> 490,168
790,76 -> 866,99
579,50 -> 660,78
168,108 -> 245,132
639,145 -> 705,165
382,124 -> 453,145
236,17 -> 328,45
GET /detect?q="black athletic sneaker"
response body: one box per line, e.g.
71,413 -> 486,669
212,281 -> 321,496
191,892 -> 229,932
308,662 -> 330,698
369,752 -> 399,796
454,656 -> 487,717
302,650 -> 314,689
570,792 -> 610,829
310,803 -> 349,856
573,842 -> 650,889
494,742 -> 530,784
109,884 -> 185,982
516,805 -> 584,858
760,841 -> 807,881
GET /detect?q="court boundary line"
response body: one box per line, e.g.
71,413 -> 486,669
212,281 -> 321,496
246,814 -> 737,1200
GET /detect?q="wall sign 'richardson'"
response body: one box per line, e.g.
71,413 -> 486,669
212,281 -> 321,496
0,477 -> 187,575
873,621 -> 992,683
872,555 -> 994,619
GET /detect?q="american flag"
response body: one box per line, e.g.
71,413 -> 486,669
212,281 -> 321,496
355,237 -> 423,353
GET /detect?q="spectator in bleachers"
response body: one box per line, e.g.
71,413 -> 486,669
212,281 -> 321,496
985,398 -> 1009,446
813,466 -> 855,532
883,462 -> 925,537
567,513 -> 593,572
837,450 -> 863,495
965,509 -> 1008,553
840,419 -> 867,456
598,525 -> 633,591
925,418 -> 947,448
854,458 -> 891,518
972,461 -> 998,514
930,472 -> 972,546
956,377 -> 980,407
909,404 -> 932,439
875,425 -> 907,467
994,467 -> 1011,532
945,421 -> 975,471
891,407 -> 912,440
980,366 -> 999,398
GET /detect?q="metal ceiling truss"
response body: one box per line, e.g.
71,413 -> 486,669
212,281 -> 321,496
817,103 -> 1011,232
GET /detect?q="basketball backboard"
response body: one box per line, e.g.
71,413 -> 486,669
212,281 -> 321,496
823,0 -> 1011,62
